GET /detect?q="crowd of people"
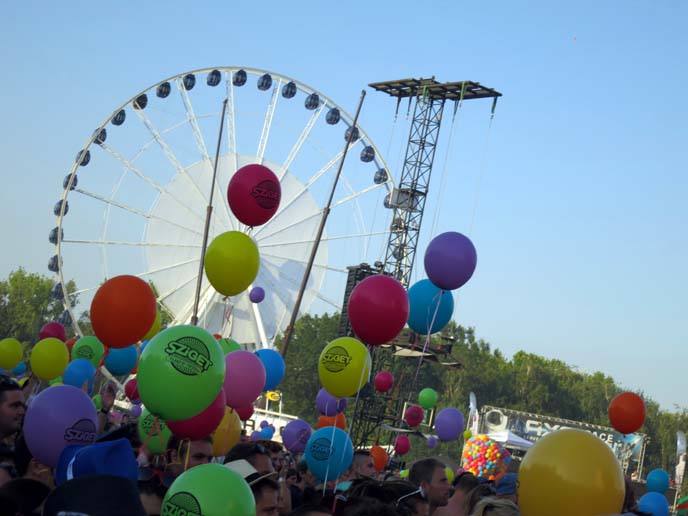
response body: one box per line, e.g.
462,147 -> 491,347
0,375 -> 655,516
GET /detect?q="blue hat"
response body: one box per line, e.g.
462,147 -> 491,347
496,473 -> 517,496
55,438 -> 137,486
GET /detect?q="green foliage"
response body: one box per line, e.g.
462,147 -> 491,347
278,314 -> 687,476
0,268 -> 77,352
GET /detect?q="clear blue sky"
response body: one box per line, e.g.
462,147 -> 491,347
1,1 -> 686,411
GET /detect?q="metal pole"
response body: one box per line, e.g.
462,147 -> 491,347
280,90 -> 367,357
191,99 -> 228,326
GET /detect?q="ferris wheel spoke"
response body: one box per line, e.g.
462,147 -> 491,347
225,73 -> 238,173
280,102 -> 327,178
61,239 -> 201,248
333,182 -> 385,209
100,142 -> 207,227
259,231 -> 389,248
157,273 -> 198,304
74,187 -> 204,238
261,252 -> 346,273
252,208 -> 321,243
257,79 -> 282,163
132,107 -> 209,204
137,257 -> 199,277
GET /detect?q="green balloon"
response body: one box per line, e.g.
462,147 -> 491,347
162,464 -> 255,516
418,388 -> 438,409
138,408 -> 172,454
219,338 -> 241,355
92,394 -> 102,410
49,376 -> 63,386
71,336 -> 105,367
137,325 -> 225,421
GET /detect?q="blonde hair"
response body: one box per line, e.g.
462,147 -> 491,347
471,497 -> 519,516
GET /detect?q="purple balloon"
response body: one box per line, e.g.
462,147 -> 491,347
130,404 -> 142,417
434,407 -> 465,442
260,420 -> 269,429
23,385 -> 98,467
250,431 -> 263,441
282,419 -> 312,453
426,436 -> 438,449
424,232 -> 477,291
316,388 -> 347,416
249,287 -> 265,303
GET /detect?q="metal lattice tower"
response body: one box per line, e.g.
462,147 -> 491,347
369,77 -> 502,288
345,77 -> 501,449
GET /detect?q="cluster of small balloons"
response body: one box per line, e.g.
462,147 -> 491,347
249,420 -> 277,441
460,435 -> 510,480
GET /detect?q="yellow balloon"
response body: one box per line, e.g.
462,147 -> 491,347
0,338 -> 23,369
204,231 -> 259,296
30,338 -> 69,381
142,311 -> 162,341
463,429 -> 472,440
318,337 -> 371,398
518,429 -> 624,516
445,466 -> 455,484
212,407 -> 242,457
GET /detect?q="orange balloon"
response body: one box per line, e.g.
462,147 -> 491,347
608,392 -> 646,434
90,275 -> 157,348
370,445 -> 388,472
213,333 -> 222,340
65,337 -> 78,356
317,413 -> 347,430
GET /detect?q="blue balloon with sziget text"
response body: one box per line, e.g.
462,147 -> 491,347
304,427 -> 353,481
407,279 -> 454,335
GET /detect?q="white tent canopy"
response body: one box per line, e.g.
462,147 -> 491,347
487,430 -> 534,450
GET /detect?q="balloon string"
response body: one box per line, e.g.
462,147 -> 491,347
413,291 -> 444,384
140,417 -> 161,454
182,438 -> 190,471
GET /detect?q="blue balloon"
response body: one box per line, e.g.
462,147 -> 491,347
646,468 -> 670,493
255,349 -> 286,391
638,492 -> 669,516
304,426 -> 353,481
407,279 -> 454,334
104,346 -> 138,376
140,340 -> 149,354
260,426 -> 275,439
63,358 -> 96,393
12,362 -> 27,376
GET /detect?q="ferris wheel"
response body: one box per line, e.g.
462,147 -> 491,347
49,67 -> 395,349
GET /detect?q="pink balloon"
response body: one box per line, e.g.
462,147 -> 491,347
235,405 -> 254,422
39,321 -> 67,342
374,371 -> 394,393
347,275 -> 409,345
227,164 -> 281,227
395,435 -> 411,455
223,351 -> 266,409
166,390 -> 226,440
124,378 -> 139,402
404,405 -> 425,428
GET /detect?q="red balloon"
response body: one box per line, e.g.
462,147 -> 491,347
227,164 -> 281,227
374,371 -> 394,393
167,390 -> 226,440
404,405 -> 425,428
395,435 -> 411,455
348,275 -> 409,345
609,392 -> 646,434
370,446 -> 388,472
40,322 -> 66,342
65,337 -> 78,355
124,378 -> 139,402
90,275 -> 157,348
235,405 -> 254,422
317,413 -> 347,430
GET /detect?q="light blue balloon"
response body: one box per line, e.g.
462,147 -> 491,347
104,345 -> 138,376
12,362 -> 27,376
407,279 -> 454,334
260,426 -> 275,439
646,468 -> 670,493
255,349 -> 286,391
305,427 -> 353,481
638,492 -> 669,516
63,358 -> 96,393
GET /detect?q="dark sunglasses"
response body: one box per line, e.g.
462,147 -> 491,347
0,375 -> 19,389
396,486 -> 426,507
138,466 -> 175,488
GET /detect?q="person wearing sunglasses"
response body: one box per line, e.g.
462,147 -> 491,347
0,375 -> 25,446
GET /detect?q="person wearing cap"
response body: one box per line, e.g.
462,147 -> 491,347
0,375 -> 25,446
226,459 -> 280,516
55,437 -> 138,486
495,473 -> 517,504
